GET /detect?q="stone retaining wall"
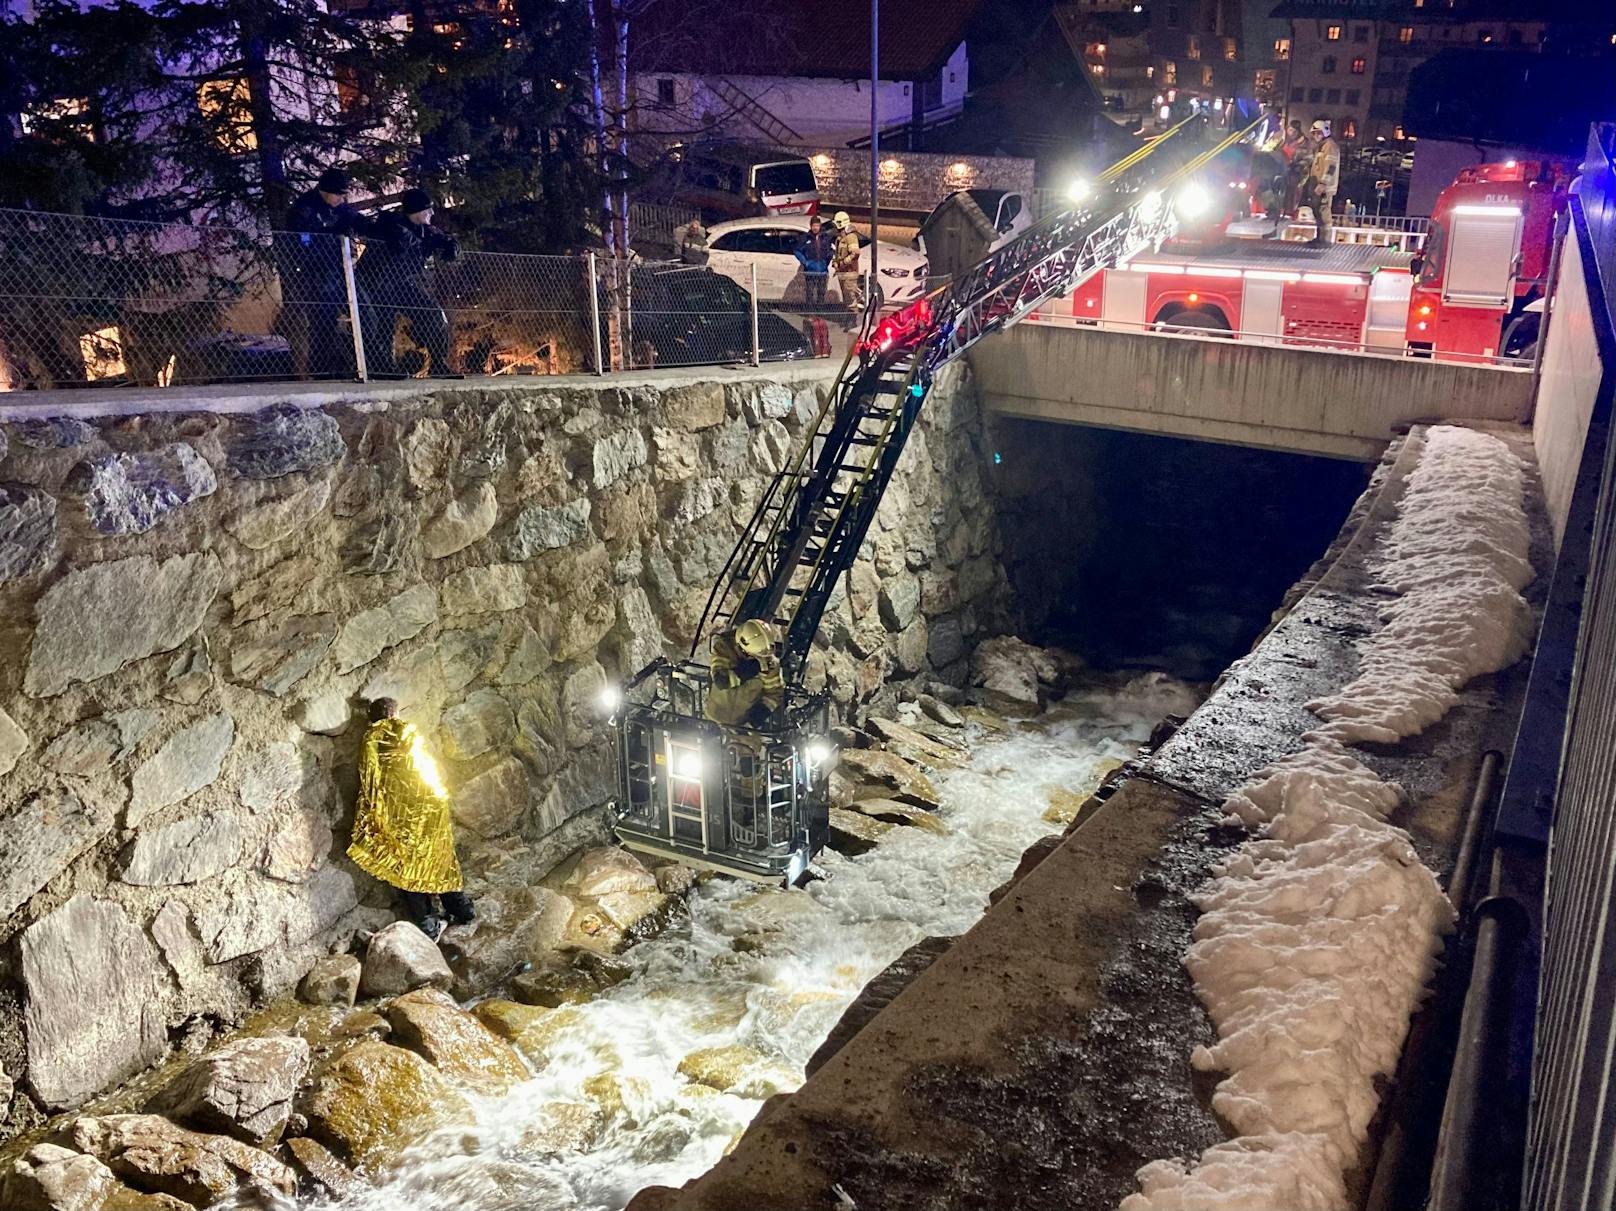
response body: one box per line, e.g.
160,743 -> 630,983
0,360 -> 1010,1133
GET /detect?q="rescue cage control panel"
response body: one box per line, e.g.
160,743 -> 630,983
608,659 -> 834,885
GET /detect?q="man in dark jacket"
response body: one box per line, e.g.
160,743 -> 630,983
357,187 -> 459,377
281,166 -> 374,377
795,215 -> 833,310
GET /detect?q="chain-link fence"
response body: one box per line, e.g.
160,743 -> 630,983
0,207 -> 826,392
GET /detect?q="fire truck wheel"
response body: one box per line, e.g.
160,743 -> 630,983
1502,312 -> 1540,361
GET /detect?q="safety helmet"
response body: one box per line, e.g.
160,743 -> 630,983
1309,119 -> 1330,136
832,211 -> 852,230
734,619 -> 776,657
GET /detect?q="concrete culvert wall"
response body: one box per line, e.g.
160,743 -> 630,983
0,360 -> 1012,1129
989,421 -> 1371,680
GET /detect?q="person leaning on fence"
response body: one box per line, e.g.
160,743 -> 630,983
357,187 -> 459,378
830,211 -> 863,330
349,698 -> 475,941
281,166 -> 375,378
796,215 -> 833,311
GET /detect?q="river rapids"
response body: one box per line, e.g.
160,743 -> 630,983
297,672 -> 1201,1211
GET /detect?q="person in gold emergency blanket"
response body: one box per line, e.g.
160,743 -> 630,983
705,619 -> 784,728
348,698 -> 474,940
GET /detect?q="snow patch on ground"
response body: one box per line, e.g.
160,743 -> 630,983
1122,742 -> 1455,1211
1305,425 -> 1534,745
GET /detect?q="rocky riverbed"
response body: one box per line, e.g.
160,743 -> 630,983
0,642 -> 1200,1211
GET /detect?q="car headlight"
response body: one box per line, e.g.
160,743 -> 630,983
913,264 -> 927,278
880,266 -> 908,278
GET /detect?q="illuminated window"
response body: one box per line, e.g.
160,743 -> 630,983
1394,124 -> 1406,139
1273,37 -> 1290,60
21,97 -> 95,143
334,64 -> 365,114
1146,64 -> 1155,76
1326,25 -> 1342,40
1399,25 -> 1414,42
80,326 -> 127,381
1164,61 -> 1177,84
1322,55 -> 1337,73
1478,29 -> 1493,43
1351,57 -> 1366,73
1341,118 -> 1358,139
1223,38 -> 1237,61
1186,35 -> 1200,59
197,78 -> 255,153
1201,64 -> 1213,86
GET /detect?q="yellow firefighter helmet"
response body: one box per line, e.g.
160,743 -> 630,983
734,618 -> 776,657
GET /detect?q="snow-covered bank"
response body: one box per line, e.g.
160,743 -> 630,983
1122,743 -> 1455,1211
1127,425 -> 1536,1210
1307,426 -> 1534,745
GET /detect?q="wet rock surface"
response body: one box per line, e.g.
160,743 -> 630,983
383,988 -> 529,1092
148,1037 -> 310,1147
299,1040 -> 473,1171
69,1113 -> 297,1207
359,922 -> 454,998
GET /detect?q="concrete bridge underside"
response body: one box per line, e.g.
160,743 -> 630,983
970,324 -> 1536,461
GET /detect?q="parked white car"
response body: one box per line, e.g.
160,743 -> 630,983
701,215 -> 929,308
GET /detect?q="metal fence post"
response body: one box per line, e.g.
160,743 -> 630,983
588,252 -> 604,375
340,236 -> 368,383
750,262 -> 761,367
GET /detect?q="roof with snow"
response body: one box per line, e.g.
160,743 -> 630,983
625,0 -> 982,81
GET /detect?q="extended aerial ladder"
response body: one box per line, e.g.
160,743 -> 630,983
607,112 -> 1271,883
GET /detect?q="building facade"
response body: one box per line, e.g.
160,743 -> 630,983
1274,1 -> 1609,146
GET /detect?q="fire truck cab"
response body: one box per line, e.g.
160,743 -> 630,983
1041,158 -> 1571,364
1407,159 -> 1571,362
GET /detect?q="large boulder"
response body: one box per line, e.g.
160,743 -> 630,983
70,443 -> 217,536
298,954 -> 361,1007
227,405 -> 345,480
844,798 -> 948,836
827,807 -> 892,856
0,484 -> 58,584
127,713 -> 236,826
559,847 -> 657,898
298,1040 -> 473,1171
330,585 -> 438,673
971,635 -> 1059,710
440,886 -> 572,999
23,896 -> 165,1110
675,1044 -> 796,1099
359,922 -> 453,998
472,1002 -> 584,1068
383,988 -> 529,1092
69,1114 -> 296,1207
120,814 -> 243,887
834,748 -> 940,809
862,717 -> 966,769
148,1037 -> 310,1147
0,1144 -> 117,1211
0,788 -> 116,919
510,952 -> 632,1008
423,480 -> 498,558
518,1102 -> 605,1156
25,553 -> 222,697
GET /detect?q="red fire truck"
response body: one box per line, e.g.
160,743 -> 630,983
1037,159 -> 1573,364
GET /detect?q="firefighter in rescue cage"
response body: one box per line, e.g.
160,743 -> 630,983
358,187 -> 460,377
348,698 -> 475,940
706,619 -> 786,729
830,211 -> 865,329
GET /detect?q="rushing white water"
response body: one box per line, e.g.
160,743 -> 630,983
309,672 -> 1202,1211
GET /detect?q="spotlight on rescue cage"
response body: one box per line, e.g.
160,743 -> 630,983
1175,181 -> 1214,221
1138,189 -> 1165,223
598,684 -> 621,717
1067,176 -> 1093,204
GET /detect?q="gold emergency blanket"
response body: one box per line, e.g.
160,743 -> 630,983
348,718 -> 464,893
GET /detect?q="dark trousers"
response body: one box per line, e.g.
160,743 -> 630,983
280,275 -> 359,379
360,279 -> 452,376
398,888 -> 475,928
804,271 -> 828,309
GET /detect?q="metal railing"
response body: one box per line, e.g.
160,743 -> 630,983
1511,123 -> 1616,1211
0,206 -> 822,392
